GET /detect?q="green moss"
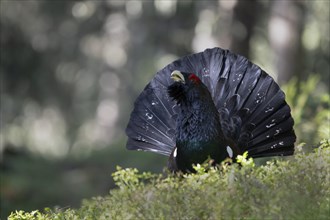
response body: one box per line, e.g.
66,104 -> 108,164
9,140 -> 330,220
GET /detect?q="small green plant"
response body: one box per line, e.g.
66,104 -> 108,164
236,151 -> 255,167
320,138 -> 330,149
8,210 -> 42,220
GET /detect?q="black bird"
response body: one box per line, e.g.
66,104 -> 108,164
126,47 -> 296,172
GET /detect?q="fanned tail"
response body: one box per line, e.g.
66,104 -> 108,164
126,47 -> 296,159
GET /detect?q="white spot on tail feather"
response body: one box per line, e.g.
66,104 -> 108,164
266,123 -> 276,128
226,146 -> 233,158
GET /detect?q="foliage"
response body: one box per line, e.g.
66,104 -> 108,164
283,75 -> 330,146
236,151 -> 255,168
8,140 -> 330,220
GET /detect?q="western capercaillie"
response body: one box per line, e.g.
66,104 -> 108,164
126,47 -> 296,172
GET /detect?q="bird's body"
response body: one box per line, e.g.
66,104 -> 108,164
167,72 -> 235,172
126,48 -> 296,172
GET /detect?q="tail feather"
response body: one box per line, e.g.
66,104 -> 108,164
246,91 -> 286,126
247,133 -> 296,157
252,105 -> 292,137
237,71 -> 271,115
235,63 -> 262,110
227,55 -> 253,100
126,139 -> 170,155
248,117 -> 294,148
214,53 -> 235,108
126,107 -> 174,147
125,71 -> 177,156
224,94 -> 240,114
214,78 -> 229,110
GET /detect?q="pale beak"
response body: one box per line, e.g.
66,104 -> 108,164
171,70 -> 185,83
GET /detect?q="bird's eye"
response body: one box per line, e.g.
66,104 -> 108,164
188,74 -> 201,84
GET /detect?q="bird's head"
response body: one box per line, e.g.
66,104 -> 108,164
168,70 -> 210,105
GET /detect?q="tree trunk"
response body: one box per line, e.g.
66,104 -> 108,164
268,0 -> 306,84
230,0 -> 262,58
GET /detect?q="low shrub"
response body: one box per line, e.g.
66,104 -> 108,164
9,139 -> 330,220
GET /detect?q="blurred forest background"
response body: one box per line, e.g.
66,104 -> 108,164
1,0 -> 329,218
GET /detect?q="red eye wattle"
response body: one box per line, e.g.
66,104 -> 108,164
188,74 -> 201,84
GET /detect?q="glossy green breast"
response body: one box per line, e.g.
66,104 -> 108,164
175,139 -> 228,172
